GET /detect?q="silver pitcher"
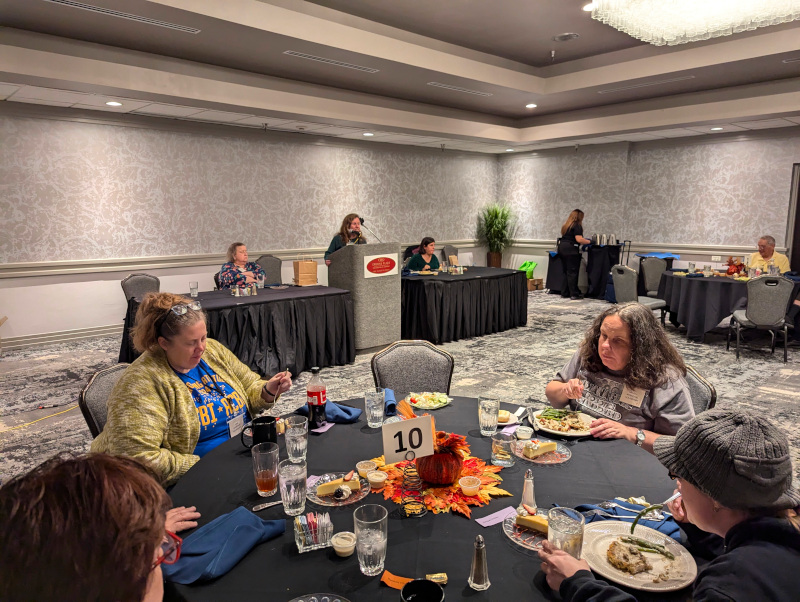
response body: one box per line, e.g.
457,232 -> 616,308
599,234 -> 608,245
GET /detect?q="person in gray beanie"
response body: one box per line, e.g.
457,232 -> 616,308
539,408 -> 800,601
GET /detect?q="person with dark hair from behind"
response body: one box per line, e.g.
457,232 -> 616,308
538,408 -> 800,602
558,209 -> 591,300
0,454 -> 177,602
325,213 -> 366,266
219,242 -> 265,289
407,237 -> 440,271
545,303 -> 694,452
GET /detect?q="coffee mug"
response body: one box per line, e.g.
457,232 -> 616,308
241,416 -> 278,449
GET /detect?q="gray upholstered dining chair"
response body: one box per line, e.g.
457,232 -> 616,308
78,363 -> 129,438
684,365 -> 716,415
442,244 -> 458,264
610,265 -> 666,325
371,340 -> 454,400
640,257 -> 668,298
213,272 -> 221,290
726,275 -> 794,362
120,273 -> 159,301
255,254 -> 282,284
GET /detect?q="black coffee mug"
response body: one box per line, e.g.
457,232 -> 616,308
240,416 -> 278,449
400,579 -> 445,601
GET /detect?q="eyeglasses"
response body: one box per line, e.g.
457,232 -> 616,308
152,531 -> 182,569
155,301 -> 202,336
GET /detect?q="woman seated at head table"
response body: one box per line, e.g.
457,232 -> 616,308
538,408 -> 800,602
219,242 -> 266,289
91,292 -> 292,486
545,303 -> 694,450
407,237 -> 440,272
324,213 -> 367,266
0,453 -> 201,602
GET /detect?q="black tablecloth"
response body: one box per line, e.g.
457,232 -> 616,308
118,286 -> 355,376
586,244 -> 623,299
545,252 -> 564,294
401,267 -> 527,344
168,397 -> 682,602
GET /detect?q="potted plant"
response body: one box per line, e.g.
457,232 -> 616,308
476,204 -> 516,267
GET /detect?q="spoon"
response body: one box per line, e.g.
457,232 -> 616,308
252,500 -> 283,512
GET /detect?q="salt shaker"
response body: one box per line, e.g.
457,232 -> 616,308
468,534 -> 490,591
517,469 -> 537,515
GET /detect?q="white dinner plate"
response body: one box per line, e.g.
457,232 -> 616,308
530,409 -> 593,438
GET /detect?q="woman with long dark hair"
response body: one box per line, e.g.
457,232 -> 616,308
324,213 -> 367,266
558,209 -> 591,300
407,237 -> 439,271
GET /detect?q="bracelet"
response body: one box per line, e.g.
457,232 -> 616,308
262,384 -> 278,400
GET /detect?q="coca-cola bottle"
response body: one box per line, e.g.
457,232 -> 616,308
306,367 -> 327,429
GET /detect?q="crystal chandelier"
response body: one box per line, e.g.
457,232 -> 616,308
590,0 -> 800,46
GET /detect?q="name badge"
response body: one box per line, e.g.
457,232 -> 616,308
227,413 -> 245,438
619,385 -> 646,408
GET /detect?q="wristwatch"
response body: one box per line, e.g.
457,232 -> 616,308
635,429 -> 646,447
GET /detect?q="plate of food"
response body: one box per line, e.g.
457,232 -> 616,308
530,409 -> 593,437
404,392 -> 453,410
497,409 -> 520,426
307,472 -> 370,507
581,522 -> 697,592
512,439 -> 571,465
502,508 -> 549,551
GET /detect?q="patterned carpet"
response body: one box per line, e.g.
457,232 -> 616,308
2,292 -> 799,482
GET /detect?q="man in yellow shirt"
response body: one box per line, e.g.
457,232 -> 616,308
748,235 -> 790,273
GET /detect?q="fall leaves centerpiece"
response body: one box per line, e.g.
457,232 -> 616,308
370,399 -> 511,518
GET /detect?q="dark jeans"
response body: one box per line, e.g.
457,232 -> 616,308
561,253 -> 581,298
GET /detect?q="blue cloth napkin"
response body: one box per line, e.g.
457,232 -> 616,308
163,507 -> 285,584
295,401 -> 362,423
572,499 -> 682,541
684,273 -> 705,279
384,388 -> 397,417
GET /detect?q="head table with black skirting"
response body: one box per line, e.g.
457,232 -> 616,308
166,397 -> 684,602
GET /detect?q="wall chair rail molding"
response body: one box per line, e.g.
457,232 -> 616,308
509,240 -> 785,256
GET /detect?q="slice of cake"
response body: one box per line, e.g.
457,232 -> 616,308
515,513 -> 549,535
522,440 -> 557,459
316,474 -> 361,497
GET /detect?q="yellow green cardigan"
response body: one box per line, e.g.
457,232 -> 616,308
91,339 -> 271,486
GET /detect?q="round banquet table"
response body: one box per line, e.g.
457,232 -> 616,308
168,397 -> 683,602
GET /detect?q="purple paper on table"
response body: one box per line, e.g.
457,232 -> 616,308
502,424 -> 518,435
476,506 -> 518,527
307,475 -> 322,488
311,422 -> 335,434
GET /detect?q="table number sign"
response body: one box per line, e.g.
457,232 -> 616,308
381,415 -> 434,465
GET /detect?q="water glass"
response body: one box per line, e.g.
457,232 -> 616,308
284,416 -> 308,463
257,274 -> 265,288
491,433 -> 515,467
748,267 -> 756,278
547,507 -> 585,559
769,265 -> 780,276
354,504 -> 388,576
478,397 -> 500,436
364,389 -> 385,428
252,442 -> 279,497
687,262 -> 696,273
189,281 -> 199,298
279,459 -> 307,516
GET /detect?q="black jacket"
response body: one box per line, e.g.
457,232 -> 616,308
560,517 -> 800,601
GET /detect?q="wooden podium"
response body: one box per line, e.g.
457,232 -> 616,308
328,243 -> 401,350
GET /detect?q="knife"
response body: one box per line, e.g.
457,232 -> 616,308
251,500 -> 283,512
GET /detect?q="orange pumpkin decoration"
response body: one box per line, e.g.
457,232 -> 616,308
416,431 -> 469,485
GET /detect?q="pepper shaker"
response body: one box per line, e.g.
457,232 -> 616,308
517,468 -> 537,515
468,534 -> 490,591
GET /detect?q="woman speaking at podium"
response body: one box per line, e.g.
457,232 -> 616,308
325,213 -> 367,266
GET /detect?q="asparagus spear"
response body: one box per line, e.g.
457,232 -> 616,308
620,536 -> 675,560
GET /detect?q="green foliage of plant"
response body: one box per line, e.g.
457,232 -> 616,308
476,204 -> 516,253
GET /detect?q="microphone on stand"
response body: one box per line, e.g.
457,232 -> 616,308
359,216 -> 383,243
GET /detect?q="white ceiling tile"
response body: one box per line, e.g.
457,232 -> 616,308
307,126 -> 362,135
0,83 -> 21,100
133,104 -> 205,117
71,100 -> 152,113
606,133 -> 664,141
233,116 -> 296,127
188,110 -> 254,123
730,119 -> 799,129
686,124 -> 747,133
336,131 -> 404,140
10,86 -> 88,103
645,128 -> 706,138
77,95 -> 145,109
9,97 -> 74,107
572,137 -> 616,145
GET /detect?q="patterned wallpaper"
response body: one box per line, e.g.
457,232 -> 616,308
0,115 -> 496,263
499,134 -> 800,247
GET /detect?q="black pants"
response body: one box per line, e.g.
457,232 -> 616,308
560,253 -> 581,298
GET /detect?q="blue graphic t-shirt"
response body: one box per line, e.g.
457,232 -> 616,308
175,360 -> 250,457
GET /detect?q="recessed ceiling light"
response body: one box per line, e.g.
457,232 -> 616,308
363,132 -> 374,137
525,103 -> 538,109
582,2 -> 596,11
506,149 -> 514,152
105,101 -> 122,106
710,127 -> 724,131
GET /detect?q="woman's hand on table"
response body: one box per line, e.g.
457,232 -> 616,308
165,506 -> 201,533
538,540 -> 591,591
590,418 -> 634,441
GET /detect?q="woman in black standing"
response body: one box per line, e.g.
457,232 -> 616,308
558,209 -> 591,300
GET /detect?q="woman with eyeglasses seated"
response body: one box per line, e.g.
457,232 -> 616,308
324,213 -> 366,266
538,408 -> 800,601
219,242 -> 265,289
0,453 -> 181,602
407,237 -> 440,272
92,292 -> 292,486
545,303 -> 694,449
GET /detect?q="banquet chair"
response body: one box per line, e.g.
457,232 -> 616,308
442,244 -> 458,264
640,257 -> 668,298
120,273 -> 160,301
78,363 -> 129,438
371,340 -> 454,400
610,265 -> 666,325
684,365 -> 717,414
726,275 -> 793,362
213,272 -> 221,290
255,254 -> 282,284
403,245 -> 419,261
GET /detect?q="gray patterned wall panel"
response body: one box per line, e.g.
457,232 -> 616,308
0,116 -> 496,263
